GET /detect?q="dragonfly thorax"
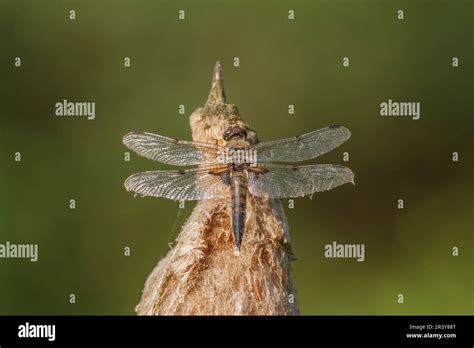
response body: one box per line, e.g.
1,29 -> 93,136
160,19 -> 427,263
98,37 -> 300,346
220,147 -> 257,165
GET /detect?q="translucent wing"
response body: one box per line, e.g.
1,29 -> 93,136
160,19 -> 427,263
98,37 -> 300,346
251,125 -> 351,163
122,131 -> 225,166
124,166 -> 230,201
248,164 -> 354,198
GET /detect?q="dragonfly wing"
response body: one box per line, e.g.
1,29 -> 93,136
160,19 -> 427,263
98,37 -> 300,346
248,164 -> 354,198
124,166 -> 230,201
251,125 -> 351,163
123,131 -> 224,166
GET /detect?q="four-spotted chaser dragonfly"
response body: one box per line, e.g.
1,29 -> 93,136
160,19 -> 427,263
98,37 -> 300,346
123,124 -> 354,251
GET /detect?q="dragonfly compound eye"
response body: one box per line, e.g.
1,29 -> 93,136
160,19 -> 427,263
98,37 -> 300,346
223,129 -> 232,141
224,126 -> 247,140
237,128 -> 247,138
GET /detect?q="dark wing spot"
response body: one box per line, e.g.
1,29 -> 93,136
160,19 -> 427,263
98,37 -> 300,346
295,135 -> 302,141
221,172 -> 230,186
329,124 -> 341,129
292,166 -> 299,171
178,170 -> 186,175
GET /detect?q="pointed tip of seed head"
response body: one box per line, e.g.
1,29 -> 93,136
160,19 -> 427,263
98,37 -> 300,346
206,61 -> 226,106
214,61 -> 222,80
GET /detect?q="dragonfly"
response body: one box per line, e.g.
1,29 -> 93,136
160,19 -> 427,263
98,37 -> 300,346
123,124 -> 354,251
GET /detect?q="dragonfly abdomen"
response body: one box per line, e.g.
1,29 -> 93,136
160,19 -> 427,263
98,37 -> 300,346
230,169 -> 248,251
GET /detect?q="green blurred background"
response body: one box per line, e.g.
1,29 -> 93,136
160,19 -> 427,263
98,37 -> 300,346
0,0 -> 472,315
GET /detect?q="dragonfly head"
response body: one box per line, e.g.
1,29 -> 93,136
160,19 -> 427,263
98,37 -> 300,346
223,125 -> 247,141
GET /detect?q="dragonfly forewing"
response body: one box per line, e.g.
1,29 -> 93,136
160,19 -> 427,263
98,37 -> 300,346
251,125 -> 351,163
123,131 -> 225,166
